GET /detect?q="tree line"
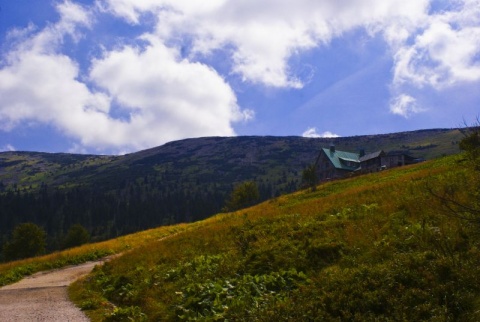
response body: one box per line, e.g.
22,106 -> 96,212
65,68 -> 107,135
0,176 -> 290,262
2,222 -> 90,261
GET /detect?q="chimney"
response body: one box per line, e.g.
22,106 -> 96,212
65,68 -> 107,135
329,144 -> 335,153
359,149 -> 365,157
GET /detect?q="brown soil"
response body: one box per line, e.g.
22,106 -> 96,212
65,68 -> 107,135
0,259 -> 109,321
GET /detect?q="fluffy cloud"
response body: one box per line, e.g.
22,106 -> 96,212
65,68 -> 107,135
0,144 -> 15,152
101,0 -> 429,88
101,0 -> 480,120
392,0 -> 480,89
386,0 -> 480,119
0,0 -> 250,152
1,0 -> 479,152
302,127 -> 340,138
89,39 -> 247,147
389,94 -> 425,118
0,49 -> 111,134
0,2 -> 118,149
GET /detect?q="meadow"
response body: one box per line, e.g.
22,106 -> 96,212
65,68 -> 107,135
0,224 -> 189,287
61,152 -> 480,321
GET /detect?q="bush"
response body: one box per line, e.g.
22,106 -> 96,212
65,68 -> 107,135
63,224 -> 90,249
224,181 -> 260,211
3,223 -> 47,261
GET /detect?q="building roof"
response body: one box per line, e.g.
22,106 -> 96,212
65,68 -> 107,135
317,146 -> 415,174
321,148 -> 360,171
359,150 -> 384,162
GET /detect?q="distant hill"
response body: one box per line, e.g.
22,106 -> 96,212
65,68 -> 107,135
0,128 -> 463,189
0,128 -> 464,249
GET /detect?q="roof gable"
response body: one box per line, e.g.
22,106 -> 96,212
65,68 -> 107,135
321,148 -> 360,171
359,150 -> 385,162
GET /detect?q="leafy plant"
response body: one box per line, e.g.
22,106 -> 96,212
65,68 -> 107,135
175,269 -> 308,321
104,306 -> 147,322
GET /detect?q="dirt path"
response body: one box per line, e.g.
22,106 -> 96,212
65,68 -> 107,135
0,259 -> 109,321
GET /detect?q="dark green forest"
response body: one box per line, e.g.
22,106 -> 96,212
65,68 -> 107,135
0,179 -> 278,253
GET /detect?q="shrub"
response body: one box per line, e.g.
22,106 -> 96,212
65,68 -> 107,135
63,224 -> 90,249
3,223 -> 46,261
224,181 -> 260,211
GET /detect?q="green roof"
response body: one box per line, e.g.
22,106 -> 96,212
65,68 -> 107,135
322,148 -> 360,171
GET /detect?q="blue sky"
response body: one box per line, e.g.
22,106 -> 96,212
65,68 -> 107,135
0,0 -> 479,154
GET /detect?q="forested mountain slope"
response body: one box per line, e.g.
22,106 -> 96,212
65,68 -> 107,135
0,128 -> 463,250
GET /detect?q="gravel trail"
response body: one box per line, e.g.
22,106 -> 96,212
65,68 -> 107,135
0,259 -> 108,321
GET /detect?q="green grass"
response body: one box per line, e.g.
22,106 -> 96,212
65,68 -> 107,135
67,154 -> 480,321
0,224 -> 189,287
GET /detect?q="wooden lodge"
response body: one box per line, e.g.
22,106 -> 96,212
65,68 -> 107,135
314,145 -> 418,181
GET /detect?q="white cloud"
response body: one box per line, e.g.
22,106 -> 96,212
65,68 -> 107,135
0,0 -> 250,153
89,39 -> 247,148
0,2 -> 118,149
302,127 -> 340,138
387,0 -> 480,118
392,0 -> 480,89
101,0 -> 429,88
99,0 -> 480,125
2,0 -> 479,153
390,94 -> 425,118
57,0 -> 93,28
0,144 -> 16,152
6,1 -> 92,55
0,2 -> 102,127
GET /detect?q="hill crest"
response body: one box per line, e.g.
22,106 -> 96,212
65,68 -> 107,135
0,128 -> 463,246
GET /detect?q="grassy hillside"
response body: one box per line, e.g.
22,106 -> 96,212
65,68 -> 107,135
0,129 -> 464,250
66,152 -> 480,321
0,223 -> 190,287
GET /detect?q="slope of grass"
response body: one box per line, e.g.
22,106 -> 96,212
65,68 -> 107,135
0,224 -> 189,287
68,154 -> 480,321
0,129 -> 464,251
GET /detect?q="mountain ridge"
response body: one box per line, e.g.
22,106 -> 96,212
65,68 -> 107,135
0,127 -> 462,189
0,128 -> 464,248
